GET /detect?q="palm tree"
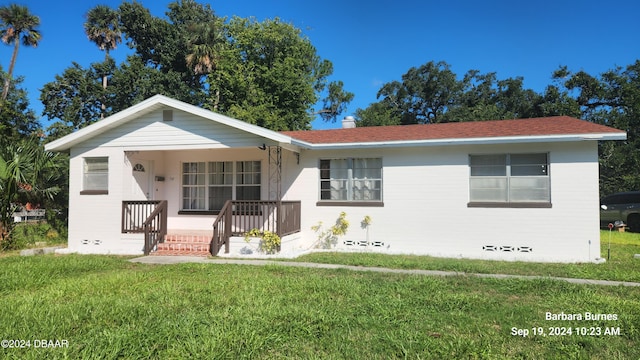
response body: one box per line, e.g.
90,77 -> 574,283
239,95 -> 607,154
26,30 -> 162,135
0,4 -> 41,101
186,20 -> 224,109
186,19 -> 224,74
0,136 -> 60,247
84,5 -> 121,117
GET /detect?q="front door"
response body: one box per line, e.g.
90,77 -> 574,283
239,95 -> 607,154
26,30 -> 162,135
132,160 -> 153,200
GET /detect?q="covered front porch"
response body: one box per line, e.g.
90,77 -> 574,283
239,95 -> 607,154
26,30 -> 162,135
122,199 -> 301,256
45,95 -> 309,256
121,145 -> 302,256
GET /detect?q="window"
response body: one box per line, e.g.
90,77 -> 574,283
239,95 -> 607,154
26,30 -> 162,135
319,158 -> 382,203
182,162 -> 206,210
236,161 -> 261,200
82,157 -> 108,194
469,153 -> 550,206
208,161 -> 232,211
181,161 -> 261,212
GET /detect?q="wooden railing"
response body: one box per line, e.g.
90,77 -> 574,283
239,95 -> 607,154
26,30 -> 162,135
122,200 -> 162,233
211,201 -> 232,256
210,200 -> 301,255
279,201 -> 301,237
122,200 -> 168,255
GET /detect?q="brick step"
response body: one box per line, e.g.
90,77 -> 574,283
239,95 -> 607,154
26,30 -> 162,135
151,249 -> 210,256
148,232 -> 213,256
156,242 -> 210,252
164,234 -> 211,243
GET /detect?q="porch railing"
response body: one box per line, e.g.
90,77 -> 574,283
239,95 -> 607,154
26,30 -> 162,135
211,200 -> 301,256
122,200 -> 168,255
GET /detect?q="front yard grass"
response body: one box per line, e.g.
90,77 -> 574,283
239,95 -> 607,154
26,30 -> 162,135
293,230 -> 640,283
1,253 -> 639,359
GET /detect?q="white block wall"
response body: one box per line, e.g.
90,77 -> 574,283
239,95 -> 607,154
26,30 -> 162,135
283,141 -> 601,263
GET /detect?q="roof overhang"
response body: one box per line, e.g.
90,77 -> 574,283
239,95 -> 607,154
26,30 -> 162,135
291,132 -> 628,150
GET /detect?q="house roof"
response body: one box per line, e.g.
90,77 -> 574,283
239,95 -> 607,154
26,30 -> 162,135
44,94 -> 626,152
282,116 -> 627,149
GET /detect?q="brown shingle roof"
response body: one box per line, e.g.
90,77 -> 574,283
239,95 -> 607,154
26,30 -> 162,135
281,116 -> 625,144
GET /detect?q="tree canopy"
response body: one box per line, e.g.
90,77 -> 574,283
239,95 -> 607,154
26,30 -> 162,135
41,0 -> 352,135
355,60 -> 583,126
552,61 -> 640,196
0,66 -> 40,139
208,17 -> 353,130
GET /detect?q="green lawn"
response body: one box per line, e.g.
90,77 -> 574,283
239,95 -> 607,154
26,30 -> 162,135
294,230 -> 640,283
1,251 -> 639,359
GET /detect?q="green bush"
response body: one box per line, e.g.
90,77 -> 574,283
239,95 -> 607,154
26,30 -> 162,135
244,229 -> 281,254
1,222 -> 66,251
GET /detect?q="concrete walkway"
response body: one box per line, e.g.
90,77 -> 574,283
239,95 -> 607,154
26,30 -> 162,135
129,256 -> 640,287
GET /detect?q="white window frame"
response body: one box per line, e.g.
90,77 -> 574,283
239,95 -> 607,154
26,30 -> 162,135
180,160 -> 261,213
469,153 -> 551,207
81,157 -> 108,194
319,158 -> 383,204
182,162 -> 207,211
236,161 -> 262,201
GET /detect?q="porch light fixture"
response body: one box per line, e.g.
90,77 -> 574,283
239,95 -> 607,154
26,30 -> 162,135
258,143 -> 267,150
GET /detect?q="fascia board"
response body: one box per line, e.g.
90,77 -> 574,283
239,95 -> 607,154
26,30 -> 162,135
291,133 -> 627,150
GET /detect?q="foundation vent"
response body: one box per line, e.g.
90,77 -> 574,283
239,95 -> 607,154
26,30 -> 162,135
483,245 -> 533,253
343,240 -> 385,247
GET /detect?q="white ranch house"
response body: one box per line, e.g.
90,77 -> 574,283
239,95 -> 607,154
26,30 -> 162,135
45,95 -> 626,262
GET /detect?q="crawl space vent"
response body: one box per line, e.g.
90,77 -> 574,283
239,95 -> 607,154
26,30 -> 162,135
483,245 -> 533,253
343,240 -> 385,247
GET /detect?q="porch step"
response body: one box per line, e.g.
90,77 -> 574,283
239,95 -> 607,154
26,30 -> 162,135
151,233 -> 211,256
164,234 -> 210,243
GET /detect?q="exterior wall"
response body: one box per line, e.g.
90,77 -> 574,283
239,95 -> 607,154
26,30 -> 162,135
284,141 -> 601,263
68,146 -> 139,254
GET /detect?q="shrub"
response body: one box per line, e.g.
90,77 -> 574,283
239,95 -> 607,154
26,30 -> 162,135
311,212 -> 349,249
244,229 -> 281,254
1,222 -> 66,251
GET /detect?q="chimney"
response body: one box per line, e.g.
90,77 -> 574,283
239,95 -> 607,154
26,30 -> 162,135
342,115 -> 356,129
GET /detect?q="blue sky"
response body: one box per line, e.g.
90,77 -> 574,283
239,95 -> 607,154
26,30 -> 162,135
2,0 -> 639,130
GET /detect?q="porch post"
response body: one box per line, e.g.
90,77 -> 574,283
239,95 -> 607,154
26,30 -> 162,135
276,200 -> 282,237
224,204 -> 232,254
268,146 -> 282,201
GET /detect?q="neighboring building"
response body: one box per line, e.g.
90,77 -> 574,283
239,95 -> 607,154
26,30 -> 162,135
45,95 -> 626,262
13,207 -> 46,223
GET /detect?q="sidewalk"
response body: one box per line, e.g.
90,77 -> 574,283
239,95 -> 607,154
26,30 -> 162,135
129,256 -> 640,287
